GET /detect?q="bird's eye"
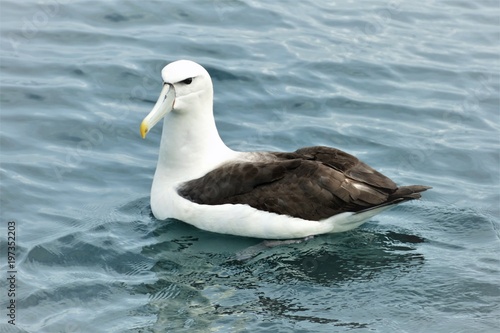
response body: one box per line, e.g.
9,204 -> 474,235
180,77 -> 193,85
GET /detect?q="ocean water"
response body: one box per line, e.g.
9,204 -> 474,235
0,0 -> 499,332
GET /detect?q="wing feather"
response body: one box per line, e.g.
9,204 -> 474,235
177,146 -> 429,221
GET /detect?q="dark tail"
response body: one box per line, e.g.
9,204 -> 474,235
355,185 -> 431,214
389,185 -> 432,201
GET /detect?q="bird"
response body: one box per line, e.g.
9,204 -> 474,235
140,60 -> 430,240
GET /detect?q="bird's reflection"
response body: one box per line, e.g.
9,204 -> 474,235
134,214 -> 426,330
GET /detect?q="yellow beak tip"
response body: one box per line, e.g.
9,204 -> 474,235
140,122 -> 148,139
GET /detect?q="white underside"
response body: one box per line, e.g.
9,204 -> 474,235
152,193 -> 393,239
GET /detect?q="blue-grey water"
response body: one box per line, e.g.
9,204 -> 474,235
1,1 -> 499,332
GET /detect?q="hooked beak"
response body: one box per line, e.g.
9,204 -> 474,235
140,84 -> 175,139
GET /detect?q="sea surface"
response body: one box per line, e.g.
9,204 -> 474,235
1,1 -> 499,332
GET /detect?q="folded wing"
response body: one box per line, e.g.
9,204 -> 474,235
178,146 -> 430,221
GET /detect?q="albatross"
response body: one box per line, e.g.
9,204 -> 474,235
140,60 -> 430,240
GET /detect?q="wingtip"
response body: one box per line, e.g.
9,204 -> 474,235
388,185 -> 432,202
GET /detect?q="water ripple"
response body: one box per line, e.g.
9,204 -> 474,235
1,0 -> 498,332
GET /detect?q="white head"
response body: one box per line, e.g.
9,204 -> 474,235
140,60 -> 214,138
140,60 -> 234,185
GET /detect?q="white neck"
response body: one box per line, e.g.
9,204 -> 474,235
154,105 -> 236,184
